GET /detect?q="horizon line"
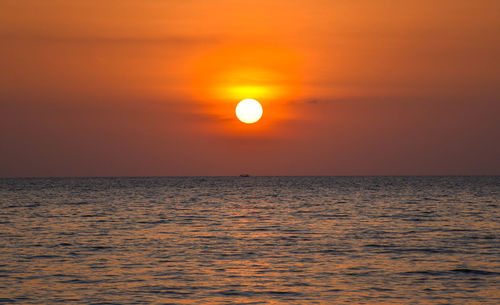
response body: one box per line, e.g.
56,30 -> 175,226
1,174 -> 499,179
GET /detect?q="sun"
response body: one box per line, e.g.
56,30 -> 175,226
235,99 -> 263,124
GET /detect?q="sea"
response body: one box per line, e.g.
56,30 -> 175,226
0,176 -> 499,304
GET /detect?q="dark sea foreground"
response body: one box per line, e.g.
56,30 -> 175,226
0,176 -> 499,304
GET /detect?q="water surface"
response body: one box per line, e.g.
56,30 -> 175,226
0,176 -> 499,304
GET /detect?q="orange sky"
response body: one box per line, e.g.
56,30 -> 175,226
1,0 -> 499,176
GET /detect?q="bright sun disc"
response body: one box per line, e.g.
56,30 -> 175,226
235,99 -> 263,124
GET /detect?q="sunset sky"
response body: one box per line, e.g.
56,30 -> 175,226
1,0 -> 499,176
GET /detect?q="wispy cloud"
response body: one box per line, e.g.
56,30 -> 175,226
1,33 -> 222,46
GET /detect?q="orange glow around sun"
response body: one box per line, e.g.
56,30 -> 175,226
189,44 -> 303,133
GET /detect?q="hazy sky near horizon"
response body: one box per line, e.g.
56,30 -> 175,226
1,0 -> 499,176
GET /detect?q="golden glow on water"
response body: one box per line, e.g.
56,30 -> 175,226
1,177 -> 499,304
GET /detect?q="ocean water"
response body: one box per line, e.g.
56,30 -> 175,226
0,176 -> 499,304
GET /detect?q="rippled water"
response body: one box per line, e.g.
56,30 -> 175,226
0,176 -> 499,304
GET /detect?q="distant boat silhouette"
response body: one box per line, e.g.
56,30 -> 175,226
239,174 -> 250,177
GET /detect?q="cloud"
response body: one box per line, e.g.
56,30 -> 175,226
1,32 -> 222,46
182,111 -> 233,123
